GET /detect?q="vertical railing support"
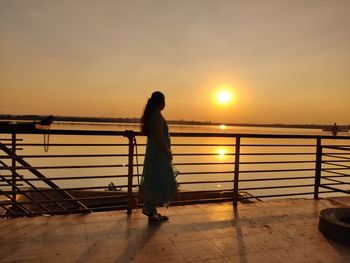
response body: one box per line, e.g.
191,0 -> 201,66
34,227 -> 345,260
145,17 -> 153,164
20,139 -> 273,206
125,131 -> 135,215
233,136 -> 241,205
314,137 -> 322,199
11,132 -> 17,208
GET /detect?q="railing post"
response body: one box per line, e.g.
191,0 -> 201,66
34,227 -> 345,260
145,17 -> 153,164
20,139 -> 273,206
314,137 -> 322,199
125,131 -> 135,215
233,136 -> 241,205
11,132 -> 17,208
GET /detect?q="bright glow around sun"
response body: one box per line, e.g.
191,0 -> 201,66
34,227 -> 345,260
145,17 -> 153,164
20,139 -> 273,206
218,149 -> 225,155
217,148 -> 226,159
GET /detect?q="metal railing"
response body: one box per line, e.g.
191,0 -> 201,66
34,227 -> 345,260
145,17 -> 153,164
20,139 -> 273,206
0,124 -> 349,218
319,144 -> 350,195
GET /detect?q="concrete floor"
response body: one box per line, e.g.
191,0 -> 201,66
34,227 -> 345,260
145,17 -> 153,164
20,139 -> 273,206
1,198 -> 350,263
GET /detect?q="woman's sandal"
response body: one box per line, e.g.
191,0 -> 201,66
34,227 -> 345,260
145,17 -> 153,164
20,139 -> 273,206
157,213 -> 169,221
148,213 -> 169,223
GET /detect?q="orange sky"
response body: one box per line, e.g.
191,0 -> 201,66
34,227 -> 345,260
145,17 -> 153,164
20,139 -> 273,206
1,1 -> 349,124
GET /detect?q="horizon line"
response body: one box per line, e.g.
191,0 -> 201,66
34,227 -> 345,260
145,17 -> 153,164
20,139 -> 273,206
0,114 -> 349,128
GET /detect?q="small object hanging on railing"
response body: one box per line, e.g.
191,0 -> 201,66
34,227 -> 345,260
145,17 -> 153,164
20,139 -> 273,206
34,115 -> 55,152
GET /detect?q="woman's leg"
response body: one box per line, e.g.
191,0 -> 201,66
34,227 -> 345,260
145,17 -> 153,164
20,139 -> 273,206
142,202 -> 157,216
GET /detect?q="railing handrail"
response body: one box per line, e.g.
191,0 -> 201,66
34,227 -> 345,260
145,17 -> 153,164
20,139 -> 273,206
1,125 -> 350,140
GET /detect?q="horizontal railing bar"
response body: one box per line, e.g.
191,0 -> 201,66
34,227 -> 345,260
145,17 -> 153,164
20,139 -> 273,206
322,162 -> 350,169
172,144 -> 317,147
0,154 -> 130,158
0,160 -> 323,167
240,184 -> 314,191
322,159 -> 350,163
319,184 -> 350,195
174,152 -> 318,156
173,153 -> 235,156
322,182 -> 350,186
239,176 -> 314,182
321,170 -> 350,177
0,184 -> 23,187
1,128 -> 350,139
240,160 -> 315,165
4,143 -> 129,147
239,168 -> 315,173
322,153 -> 350,156
175,144 -> 348,148
178,180 -> 234,185
8,153 -> 327,159
238,190 -> 334,200
179,171 -> 234,175
0,153 -> 346,159
171,133 -> 349,139
322,146 -> 350,151
1,185 -> 129,194
240,144 -> 317,147
174,160 -> 315,166
322,154 -> 350,161
0,164 -> 128,170
3,174 -> 129,182
172,144 -> 236,146
0,166 -> 226,173
320,145 -> 350,147
176,191 -> 235,196
180,168 -> 315,176
321,177 -> 349,184
177,176 -> 315,184
173,162 -> 235,166
321,167 -> 350,171
0,194 -> 129,206
240,152 -> 316,156
176,182 -> 314,188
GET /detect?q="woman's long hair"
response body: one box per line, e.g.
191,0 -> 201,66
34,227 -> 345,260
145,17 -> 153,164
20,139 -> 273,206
141,91 -> 165,135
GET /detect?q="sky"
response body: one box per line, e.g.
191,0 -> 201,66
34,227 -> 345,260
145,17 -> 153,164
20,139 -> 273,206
1,0 -> 350,125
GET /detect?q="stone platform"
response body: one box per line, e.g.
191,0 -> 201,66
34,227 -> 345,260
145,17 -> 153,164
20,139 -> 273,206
1,198 -> 350,262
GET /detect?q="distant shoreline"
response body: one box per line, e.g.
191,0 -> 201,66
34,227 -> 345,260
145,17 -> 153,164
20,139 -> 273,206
0,114 -> 349,130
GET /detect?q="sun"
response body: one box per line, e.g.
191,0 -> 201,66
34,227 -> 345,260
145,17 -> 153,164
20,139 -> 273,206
214,88 -> 235,106
217,91 -> 231,104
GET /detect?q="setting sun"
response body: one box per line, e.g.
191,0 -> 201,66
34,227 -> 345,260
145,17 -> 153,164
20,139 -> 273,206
217,148 -> 226,160
217,91 -> 232,104
213,87 -> 235,106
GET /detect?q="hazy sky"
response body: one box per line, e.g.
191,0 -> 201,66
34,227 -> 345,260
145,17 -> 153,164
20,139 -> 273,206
1,0 -> 349,124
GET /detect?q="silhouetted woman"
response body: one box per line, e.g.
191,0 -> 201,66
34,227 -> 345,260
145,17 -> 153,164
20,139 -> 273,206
140,91 -> 177,222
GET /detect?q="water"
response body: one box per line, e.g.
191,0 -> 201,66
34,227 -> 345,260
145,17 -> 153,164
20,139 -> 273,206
2,122 -> 350,199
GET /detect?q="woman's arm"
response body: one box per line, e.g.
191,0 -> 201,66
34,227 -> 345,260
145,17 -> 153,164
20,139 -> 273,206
154,113 -> 173,161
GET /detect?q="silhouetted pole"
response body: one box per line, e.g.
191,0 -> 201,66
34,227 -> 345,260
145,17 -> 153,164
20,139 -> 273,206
314,137 -> 322,199
233,136 -> 240,205
125,131 -> 135,215
11,132 -> 17,208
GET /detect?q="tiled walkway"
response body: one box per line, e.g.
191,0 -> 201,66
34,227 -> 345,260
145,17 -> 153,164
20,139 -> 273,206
1,198 -> 350,262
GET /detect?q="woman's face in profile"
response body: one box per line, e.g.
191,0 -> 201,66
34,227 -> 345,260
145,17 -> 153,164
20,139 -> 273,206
160,99 -> 165,110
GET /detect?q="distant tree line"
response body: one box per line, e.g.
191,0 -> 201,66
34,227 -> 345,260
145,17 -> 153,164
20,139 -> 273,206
0,114 -> 349,130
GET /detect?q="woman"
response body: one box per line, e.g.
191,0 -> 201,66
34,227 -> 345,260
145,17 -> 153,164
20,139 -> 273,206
140,91 -> 177,222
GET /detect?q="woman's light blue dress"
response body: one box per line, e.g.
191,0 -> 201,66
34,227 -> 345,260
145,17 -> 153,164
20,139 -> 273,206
141,115 -> 177,205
